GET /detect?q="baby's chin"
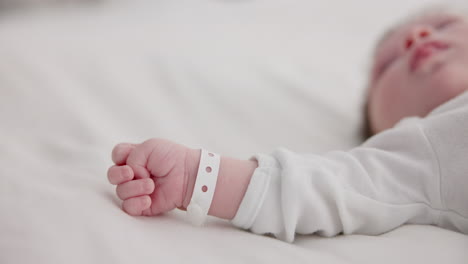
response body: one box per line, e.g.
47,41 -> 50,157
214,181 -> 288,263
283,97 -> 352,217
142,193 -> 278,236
426,60 -> 468,101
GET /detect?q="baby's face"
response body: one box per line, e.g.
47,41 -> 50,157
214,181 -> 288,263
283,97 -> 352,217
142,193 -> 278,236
368,12 -> 468,134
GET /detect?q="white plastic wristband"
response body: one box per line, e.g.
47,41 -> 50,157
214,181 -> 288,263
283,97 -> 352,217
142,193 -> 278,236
186,149 -> 221,226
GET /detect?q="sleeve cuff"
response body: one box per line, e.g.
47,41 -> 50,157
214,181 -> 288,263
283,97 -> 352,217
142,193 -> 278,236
230,153 -> 280,229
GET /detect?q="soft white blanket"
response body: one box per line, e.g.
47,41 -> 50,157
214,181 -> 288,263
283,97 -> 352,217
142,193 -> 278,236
1,0 -> 467,263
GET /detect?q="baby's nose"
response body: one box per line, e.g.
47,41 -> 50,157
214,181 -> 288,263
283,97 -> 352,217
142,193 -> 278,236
405,26 -> 432,50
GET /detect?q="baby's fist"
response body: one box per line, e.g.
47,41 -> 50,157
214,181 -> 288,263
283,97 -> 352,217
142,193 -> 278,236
107,138 -> 199,216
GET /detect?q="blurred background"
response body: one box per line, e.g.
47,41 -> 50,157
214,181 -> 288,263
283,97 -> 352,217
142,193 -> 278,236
0,0 -> 447,156
0,0 -> 100,10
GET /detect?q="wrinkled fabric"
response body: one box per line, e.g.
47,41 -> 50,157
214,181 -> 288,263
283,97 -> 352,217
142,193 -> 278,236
232,92 -> 468,242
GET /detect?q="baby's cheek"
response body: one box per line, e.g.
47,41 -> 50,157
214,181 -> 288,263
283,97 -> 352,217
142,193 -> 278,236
427,62 -> 468,107
368,77 -> 405,132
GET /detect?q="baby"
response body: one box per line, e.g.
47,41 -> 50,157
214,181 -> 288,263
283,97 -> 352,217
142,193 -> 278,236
107,7 -> 468,242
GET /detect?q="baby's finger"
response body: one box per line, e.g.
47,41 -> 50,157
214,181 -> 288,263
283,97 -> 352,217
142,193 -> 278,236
116,178 -> 155,200
107,165 -> 134,185
122,196 -> 152,216
112,143 -> 137,165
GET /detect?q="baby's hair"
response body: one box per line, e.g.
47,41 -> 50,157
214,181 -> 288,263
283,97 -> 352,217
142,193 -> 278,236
361,3 -> 468,141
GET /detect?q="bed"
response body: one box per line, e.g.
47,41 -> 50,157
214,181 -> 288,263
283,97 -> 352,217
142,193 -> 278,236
1,0 -> 467,263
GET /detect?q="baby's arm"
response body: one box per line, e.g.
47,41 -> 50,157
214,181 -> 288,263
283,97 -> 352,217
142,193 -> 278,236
108,95 -> 468,242
107,138 -> 257,219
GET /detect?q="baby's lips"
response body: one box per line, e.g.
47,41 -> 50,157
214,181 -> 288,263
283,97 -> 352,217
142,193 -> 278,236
410,41 -> 449,72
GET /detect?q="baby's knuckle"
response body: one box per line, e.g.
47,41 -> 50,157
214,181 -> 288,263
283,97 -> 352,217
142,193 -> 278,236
107,167 -> 114,181
112,147 -> 125,162
121,166 -> 132,179
141,180 -> 153,193
141,197 -> 150,207
143,138 -> 163,147
122,202 -> 136,215
116,186 -> 124,199
113,143 -> 125,153
111,175 -> 122,185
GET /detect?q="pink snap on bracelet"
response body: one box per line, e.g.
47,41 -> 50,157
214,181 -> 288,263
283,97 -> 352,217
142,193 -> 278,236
186,149 -> 220,226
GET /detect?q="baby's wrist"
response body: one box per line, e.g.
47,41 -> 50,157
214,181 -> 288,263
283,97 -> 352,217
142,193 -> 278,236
180,148 -> 257,220
181,148 -> 201,209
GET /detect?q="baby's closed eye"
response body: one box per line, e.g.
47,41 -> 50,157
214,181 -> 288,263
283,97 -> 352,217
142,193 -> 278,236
433,16 -> 460,30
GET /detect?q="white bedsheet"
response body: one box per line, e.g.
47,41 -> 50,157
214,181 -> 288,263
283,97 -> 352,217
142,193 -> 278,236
1,0 -> 467,263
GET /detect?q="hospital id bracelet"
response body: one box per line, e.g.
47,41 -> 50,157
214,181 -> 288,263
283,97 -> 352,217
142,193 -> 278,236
186,149 -> 221,226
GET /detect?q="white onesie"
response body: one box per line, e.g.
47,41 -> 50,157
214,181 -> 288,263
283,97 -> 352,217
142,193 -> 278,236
231,91 -> 468,243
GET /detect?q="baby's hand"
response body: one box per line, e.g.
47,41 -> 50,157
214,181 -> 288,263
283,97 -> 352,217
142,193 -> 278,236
107,138 -> 198,216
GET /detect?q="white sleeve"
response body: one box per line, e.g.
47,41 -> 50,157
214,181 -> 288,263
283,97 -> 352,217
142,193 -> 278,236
231,100 -> 468,242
